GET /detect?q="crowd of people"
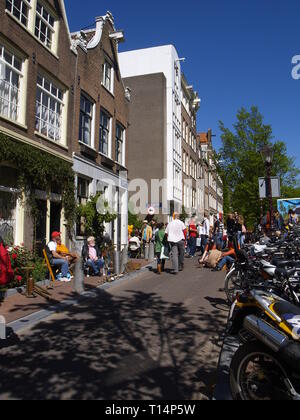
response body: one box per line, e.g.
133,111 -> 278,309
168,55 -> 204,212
128,211 -> 248,275
49,208 -> 299,281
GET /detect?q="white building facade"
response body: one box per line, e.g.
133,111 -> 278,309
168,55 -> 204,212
119,45 -> 183,216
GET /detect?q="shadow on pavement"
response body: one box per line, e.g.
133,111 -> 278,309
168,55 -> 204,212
0,288 -> 225,400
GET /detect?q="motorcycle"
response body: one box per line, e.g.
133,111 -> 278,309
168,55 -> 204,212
229,285 -> 300,400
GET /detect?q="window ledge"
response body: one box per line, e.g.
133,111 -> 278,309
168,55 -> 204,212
34,131 -> 68,151
101,83 -> 115,98
99,151 -> 113,160
5,10 -> 59,60
0,115 -> 28,131
79,141 -> 97,152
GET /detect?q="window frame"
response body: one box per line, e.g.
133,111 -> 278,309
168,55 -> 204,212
35,1 -> 55,50
79,93 -> 95,147
99,110 -> 111,157
5,0 -> 32,28
35,72 -> 65,143
115,122 -> 125,166
0,42 -> 24,123
102,60 -> 114,94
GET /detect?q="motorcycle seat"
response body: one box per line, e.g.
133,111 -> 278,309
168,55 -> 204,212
272,259 -> 292,268
275,268 -> 297,279
273,260 -> 300,269
273,302 -> 300,337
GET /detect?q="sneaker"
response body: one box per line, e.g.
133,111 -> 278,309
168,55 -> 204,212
56,273 -> 62,281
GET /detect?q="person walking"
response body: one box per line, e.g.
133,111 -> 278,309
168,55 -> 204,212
213,215 -> 224,250
165,213 -> 186,275
237,215 -> 246,247
274,211 -> 284,233
142,221 -> 153,259
288,209 -> 298,227
187,218 -> 197,258
201,212 -> 210,255
226,213 -> 236,242
155,223 -> 167,274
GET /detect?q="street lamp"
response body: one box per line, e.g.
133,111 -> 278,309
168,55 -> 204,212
260,144 -> 274,231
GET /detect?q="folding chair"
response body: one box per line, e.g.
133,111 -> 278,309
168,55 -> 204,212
43,244 -> 56,284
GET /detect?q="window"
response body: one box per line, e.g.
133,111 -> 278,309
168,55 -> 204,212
35,2 -> 55,49
103,61 -> 113,92
77,177 -> 89,205
99,111 -> 110,156
0,44 -> 23,122
79,94 -> 93,146
35,74 -> 64,142
6,0 -> 31,27
76,176 -> 90,236
115,123 -> 125,165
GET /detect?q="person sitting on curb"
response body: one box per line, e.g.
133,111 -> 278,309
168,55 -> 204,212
82,236 -> 105,276
48,232 -> 71,282
212,242 -> 237,272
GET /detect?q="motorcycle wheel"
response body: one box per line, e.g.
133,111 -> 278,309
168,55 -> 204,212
230,342 -> 291,400
224,270 -> 242,305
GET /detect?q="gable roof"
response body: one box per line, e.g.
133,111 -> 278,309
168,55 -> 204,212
57,0 -> 77,54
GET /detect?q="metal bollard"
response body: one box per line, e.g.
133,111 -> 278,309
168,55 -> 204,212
0,316 -> 6,340
144,244 -> 150,260
74,257 -> 84,294
121,246 -> 128,273
149,242 -> 155,261
114,251 -> 121,275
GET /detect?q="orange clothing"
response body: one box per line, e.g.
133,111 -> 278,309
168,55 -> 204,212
57,244 -> 70,255
222,248 -> 236,258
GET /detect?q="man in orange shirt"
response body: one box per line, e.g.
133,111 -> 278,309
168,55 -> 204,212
212,242 -> 236,272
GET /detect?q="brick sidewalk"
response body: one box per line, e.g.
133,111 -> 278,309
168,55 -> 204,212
0,259 -> 151,324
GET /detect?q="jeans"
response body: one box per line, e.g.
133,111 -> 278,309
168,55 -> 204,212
237,231 -> 245,247
87,259 -> 105,275
218,256 -> 235,270
52,259 -> 69,278
156,253 -> 166,269
170,240 -> 185,273
215,233 -> 223,249
201,235 -> 208,254
189,236 -> 197,256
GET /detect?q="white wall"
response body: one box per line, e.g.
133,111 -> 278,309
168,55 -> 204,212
119,45 -> 182,208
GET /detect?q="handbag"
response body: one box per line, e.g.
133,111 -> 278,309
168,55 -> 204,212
160,245 -> 170,260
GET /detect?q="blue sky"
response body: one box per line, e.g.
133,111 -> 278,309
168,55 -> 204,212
66,0 -> 300,168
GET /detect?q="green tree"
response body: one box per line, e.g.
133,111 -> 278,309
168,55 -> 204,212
180,206 -> 189,223
218,106 -> 299,228
76,193 -> 117,247
128,211 -> 143,231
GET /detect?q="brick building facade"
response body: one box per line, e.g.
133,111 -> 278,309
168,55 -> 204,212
71,13 -> 130,250
0,3 -> 130,251
0,0 -> 76,249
